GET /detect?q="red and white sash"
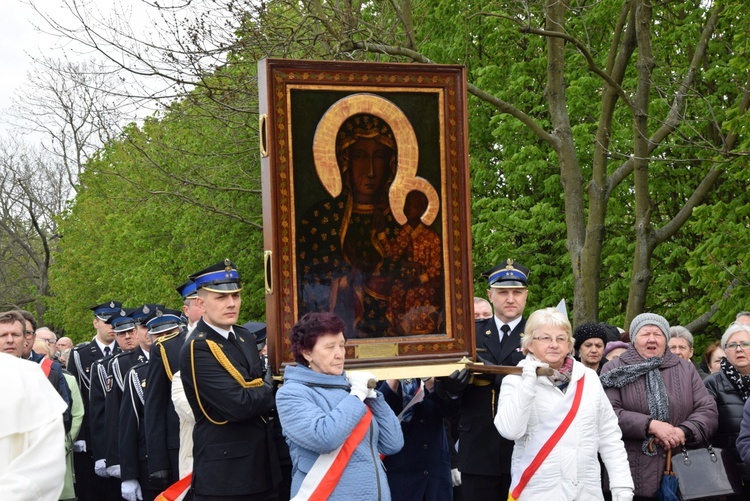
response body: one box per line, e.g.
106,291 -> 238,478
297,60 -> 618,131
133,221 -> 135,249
155,474 -> 191,501
507,374 -> 586,501
291,407 -> 373,501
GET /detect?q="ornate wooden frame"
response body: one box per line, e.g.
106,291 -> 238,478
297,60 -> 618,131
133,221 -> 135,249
258,58 -> 473,373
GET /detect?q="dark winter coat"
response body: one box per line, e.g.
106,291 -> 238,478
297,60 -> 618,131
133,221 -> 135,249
704,370 -> 750,479
600,346 -> 718,498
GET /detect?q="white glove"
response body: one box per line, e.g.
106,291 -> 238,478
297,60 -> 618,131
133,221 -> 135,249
367,387 -> 378,399
106,464 -> 121,478
73,440 -> 87,452
94,458 -> 109,477
451,468 -> 462,487
522,359 -> 549,379
121,479 -> 143,501
611,487 -> 634,501
348,371 -> 377,402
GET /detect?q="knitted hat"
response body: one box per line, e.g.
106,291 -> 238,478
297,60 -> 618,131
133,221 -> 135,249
603,341 -> 630,359
629,313 -> 670,341
573,322 -> 609,351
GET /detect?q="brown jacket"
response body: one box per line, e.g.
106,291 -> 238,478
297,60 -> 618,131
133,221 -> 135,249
601,347 -> 718,497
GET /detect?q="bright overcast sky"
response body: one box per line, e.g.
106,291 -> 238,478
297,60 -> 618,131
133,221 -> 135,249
0,0 -> 47,124
0,0 -> 160,138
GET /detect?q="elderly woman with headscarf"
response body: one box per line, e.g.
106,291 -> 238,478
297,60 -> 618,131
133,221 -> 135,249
703,322 -> 750,494
600,313 -> 718,500
494,308 -> 634,501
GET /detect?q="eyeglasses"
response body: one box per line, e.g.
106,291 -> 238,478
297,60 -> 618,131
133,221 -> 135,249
726,341 -> 750,351
23,330 -> 34,338
533,336 -> 569,345
40,338 -> 56,344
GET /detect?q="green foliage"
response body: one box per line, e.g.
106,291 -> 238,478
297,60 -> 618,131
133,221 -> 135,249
46,65 -> 266,342
35,0 -> 750,353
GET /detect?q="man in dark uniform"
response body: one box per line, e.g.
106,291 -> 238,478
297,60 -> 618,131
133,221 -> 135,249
120,309 -> 180,501
144,305 -> 188,489
179,259 -> 281,501
67,300 -> 122,501
103,307 -> 157,478
457,259 -> 530,500
89,309 -> 143,500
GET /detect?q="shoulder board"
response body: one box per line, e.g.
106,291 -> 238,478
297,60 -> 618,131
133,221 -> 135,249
74,341 -> 90,350
155,330 -> 181,345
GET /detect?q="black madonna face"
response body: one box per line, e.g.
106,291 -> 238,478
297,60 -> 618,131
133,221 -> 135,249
348,138 -> 393,203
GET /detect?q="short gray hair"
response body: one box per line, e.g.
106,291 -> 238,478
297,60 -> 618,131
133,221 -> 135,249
721,323 -> 750,349
669,326 -> 693,348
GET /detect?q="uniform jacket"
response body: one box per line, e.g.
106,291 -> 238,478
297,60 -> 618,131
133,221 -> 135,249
600,347 -> 718,498
144,330 -> 184,480
457,317 -> 526,476
704,369 -> 750,478
179,320 -> 280,497
379,381 -> 457,501
276,364 -> 404,501
89,352 -> 117,462
495,357 -> 633,500
119,362 -> 148,478
68,340 -> 120,447
104,347 -> 148,467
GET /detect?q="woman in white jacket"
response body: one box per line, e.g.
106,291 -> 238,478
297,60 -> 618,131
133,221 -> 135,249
494,308 -> 633,501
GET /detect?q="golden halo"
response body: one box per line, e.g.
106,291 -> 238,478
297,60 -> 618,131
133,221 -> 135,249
312,93 -> 439,226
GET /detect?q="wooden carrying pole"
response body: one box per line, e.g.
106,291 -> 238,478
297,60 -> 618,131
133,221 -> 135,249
465,362 -> 555,377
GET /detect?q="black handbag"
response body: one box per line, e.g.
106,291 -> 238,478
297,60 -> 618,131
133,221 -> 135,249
670,444 -> 744,500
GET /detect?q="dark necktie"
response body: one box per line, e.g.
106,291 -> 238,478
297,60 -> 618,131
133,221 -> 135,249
104,346 -> 111,357
500,324 -> 511,348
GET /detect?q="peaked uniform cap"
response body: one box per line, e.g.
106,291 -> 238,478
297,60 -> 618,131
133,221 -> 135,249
90,301 -> 123,320
105,309 -> 137,333
483,259 -> 529,288
242,321 -> 267,349
176,280 -> 199,300
189,259 -> 242,293
144,307 -> 184,335
128,304 -> 166,325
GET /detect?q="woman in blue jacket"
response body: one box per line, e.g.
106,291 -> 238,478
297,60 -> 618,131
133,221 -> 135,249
276,312 -> 403,500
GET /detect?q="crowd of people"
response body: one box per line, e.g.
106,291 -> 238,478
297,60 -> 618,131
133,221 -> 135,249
2,258 -> 750,501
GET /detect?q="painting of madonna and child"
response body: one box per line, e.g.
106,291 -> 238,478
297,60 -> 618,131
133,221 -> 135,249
294,92 -> 448,339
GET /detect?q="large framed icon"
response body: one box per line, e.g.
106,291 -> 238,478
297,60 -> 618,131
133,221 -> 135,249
258,58 -> 474,374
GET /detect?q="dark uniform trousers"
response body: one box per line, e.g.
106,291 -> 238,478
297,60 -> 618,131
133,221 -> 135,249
457,317 -> 526,500
179,320 -> 281,500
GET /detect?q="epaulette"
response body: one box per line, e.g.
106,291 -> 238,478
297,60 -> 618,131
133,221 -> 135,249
74,341 -> 90,349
